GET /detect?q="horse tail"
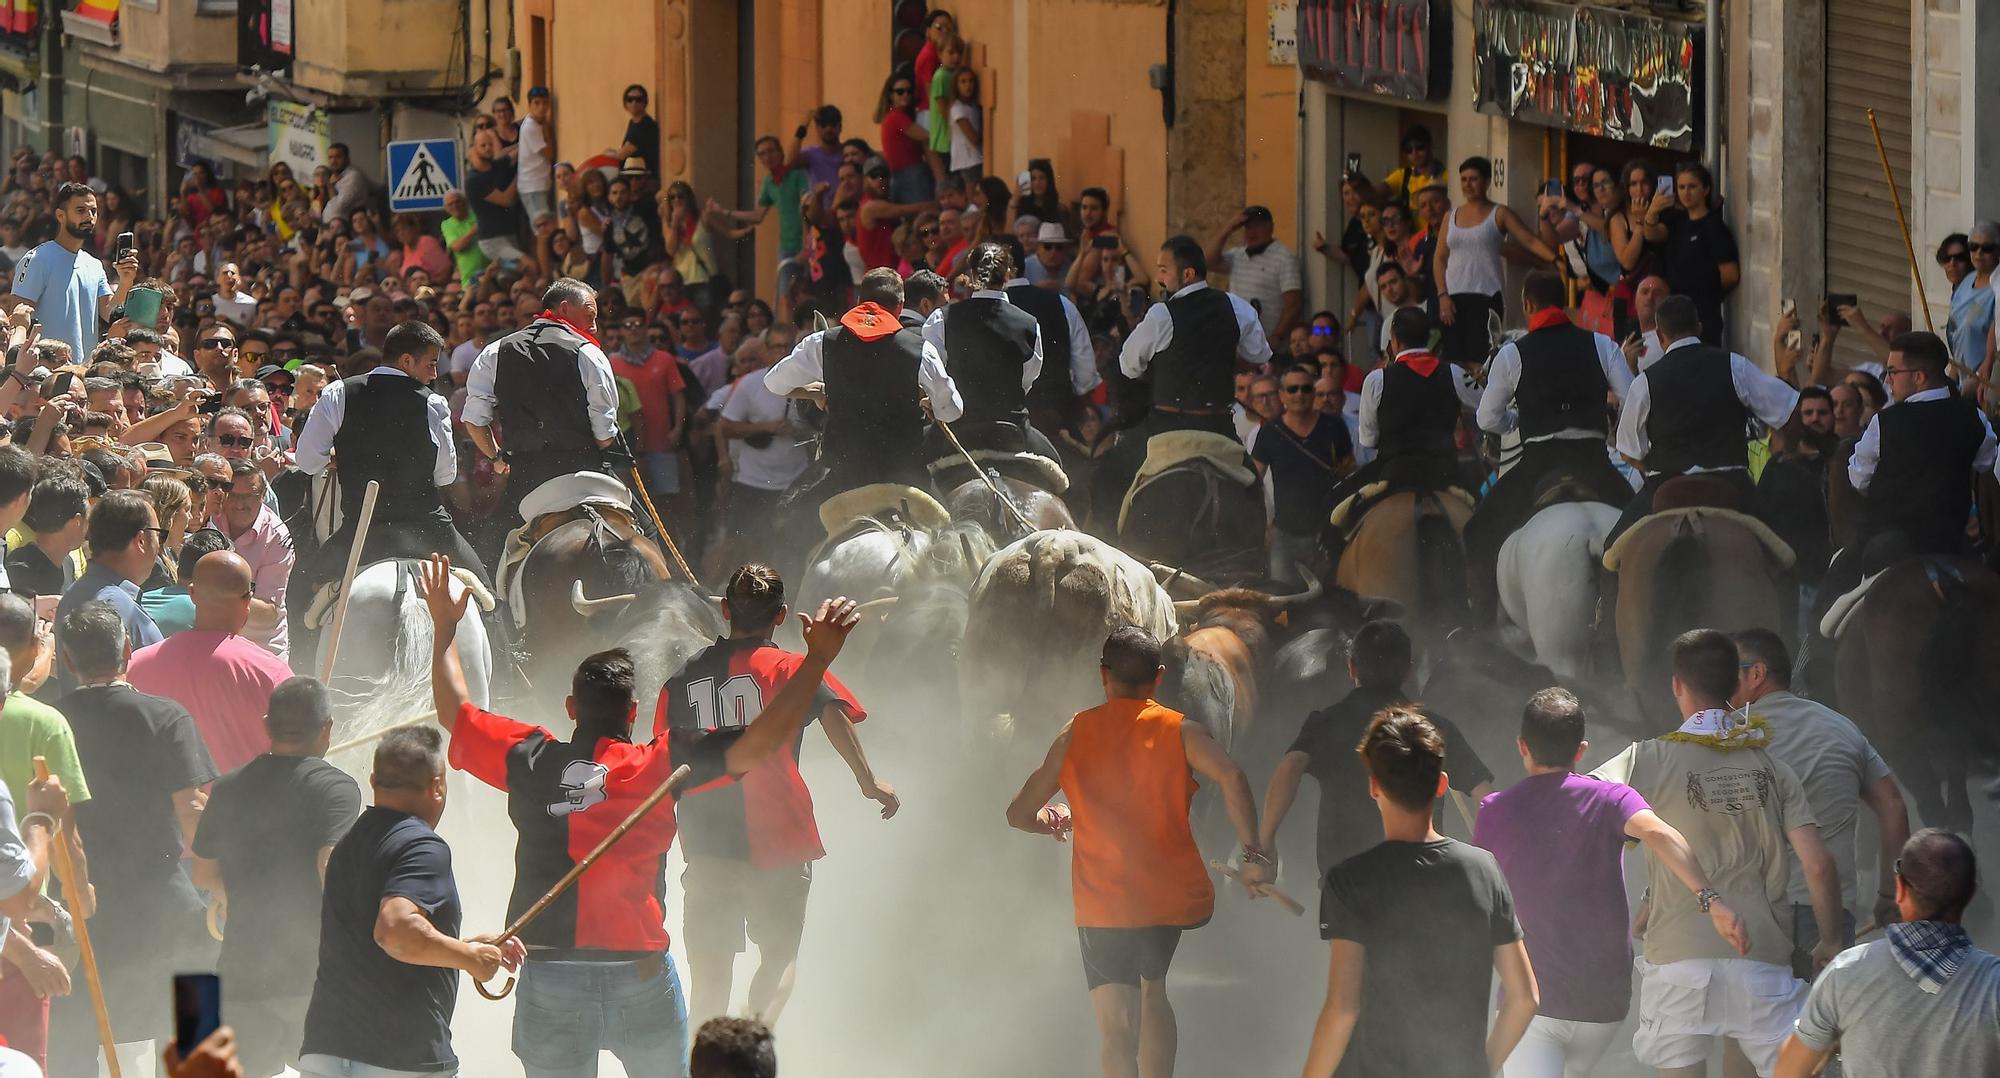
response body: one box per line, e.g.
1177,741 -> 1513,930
1415,494 -> 1468,627
1649,517 -> 1709,656
1920,563 -> 1984,746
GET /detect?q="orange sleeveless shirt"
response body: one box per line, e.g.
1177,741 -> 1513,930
1057,698 -> 1215,928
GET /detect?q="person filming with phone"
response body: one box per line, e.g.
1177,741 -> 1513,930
3,183 -> 139,360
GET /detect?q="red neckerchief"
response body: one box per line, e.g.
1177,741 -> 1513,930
840,301 -> 903,342
1393,349 -> 1441,378
538,310 -> 602,349
1527,308 -> 1572,332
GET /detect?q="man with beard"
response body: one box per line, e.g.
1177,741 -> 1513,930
5,183 -> 139,357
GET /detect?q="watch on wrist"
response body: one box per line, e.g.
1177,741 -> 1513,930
794,124 -> 808,140
1695,887 -> 1722,913
1241,846 -> 1274,868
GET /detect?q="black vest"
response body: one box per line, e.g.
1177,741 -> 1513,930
1152,286 -> 1240,410
1007,283 -> 1072,409
821,323 -> 928,468
940,297 -> 1037,425
1514,321 -> 1610,437
333,371 -> 445,525
1375,360 -> 1460,461
1864,393 -> 1988,549
1642,344 -> 1748,475
491,320 -> 597,454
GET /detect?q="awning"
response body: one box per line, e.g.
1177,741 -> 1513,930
190,121 -> 269,170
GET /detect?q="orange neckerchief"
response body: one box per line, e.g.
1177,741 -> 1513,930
538,310 -> 602,348
1527,308 -> 1571,332
1392,348 -> 1441,378
839,301 -> 903,342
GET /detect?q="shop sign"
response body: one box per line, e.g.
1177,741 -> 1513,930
266,99 -> 328,175
1472,0 -> 1701,150
1295,0 -> 1449,103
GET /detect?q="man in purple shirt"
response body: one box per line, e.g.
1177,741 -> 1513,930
1473,688 -> 1750,1078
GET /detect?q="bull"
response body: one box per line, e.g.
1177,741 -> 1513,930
1159,571 -> 1325,758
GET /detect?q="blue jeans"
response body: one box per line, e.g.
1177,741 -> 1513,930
512,955 -> 690,1078
639,449 -> 682,496
296,1055 -> 455,1078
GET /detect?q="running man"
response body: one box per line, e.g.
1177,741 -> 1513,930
1007,626 -> 1271,1078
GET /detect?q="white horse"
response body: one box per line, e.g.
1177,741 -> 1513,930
1497,501 -> 1620,681
315,559 -> 492,748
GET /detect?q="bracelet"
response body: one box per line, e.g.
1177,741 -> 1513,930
1695,887 -> 1722,913
1241,846 -> 1275,868
18,812 -> 55,834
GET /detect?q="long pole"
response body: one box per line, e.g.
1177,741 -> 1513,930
1864,109 -> 1938,340
617,433 -> 699,588
473,763 -> 693,1000
318,479 -> 380,682
34,758 -> 120,1078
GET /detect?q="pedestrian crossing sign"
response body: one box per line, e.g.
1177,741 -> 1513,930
387,138 -> 461,212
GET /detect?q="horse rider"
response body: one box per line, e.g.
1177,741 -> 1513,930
997,234 -> 1099,442
289,319 -> 496,658
1463,269 -> 1635,625
901,269 -> 950,332
1095,234 -> 1273,525
921,241 -> 1062,464
462,276 -> 625,515
765,267 -> 963,497
1816,330 -> 1994,612
1330,304 -> 1480,512
1606,293 -> 1799,546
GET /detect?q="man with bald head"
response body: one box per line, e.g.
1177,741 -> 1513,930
128,550 -> 297,772
1776,828 -> 1999,1077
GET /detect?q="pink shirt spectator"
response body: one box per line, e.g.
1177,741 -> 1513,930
128,630 -> 295,774
402,234 -> 451,280
214,505 -> 295,661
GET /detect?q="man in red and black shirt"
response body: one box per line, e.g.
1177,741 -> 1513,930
660,564 -> 899,1025
416,555 -> 860,1078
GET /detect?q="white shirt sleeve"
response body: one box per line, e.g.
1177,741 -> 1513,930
576,342 -> 621,441
1231,292 -> 1274,366
919,339 -> 963,422
1730,353 -> 1802,429
460,338 -> 503,427
1597,332 -> 1635,405
1847,414 -> 1881,493
1476,341 -> 1522,435
1119,302 -> 1173,379
427,393 -> 457,486
1357,368 -> 1385,449
1977,412 -> 1999,476
292,376 -> 344,475
1452,364 -> 1481,411
762,330 -> 827,396
922,308 -> 949,367
1062,294 -> 1100,395
1021,324 -> 1044,394
1615,372 -> 1652,462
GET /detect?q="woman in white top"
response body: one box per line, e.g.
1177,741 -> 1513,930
1433,156 -> 1556,367
947,68 -> 984,181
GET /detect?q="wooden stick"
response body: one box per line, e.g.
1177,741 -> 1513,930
1210,859 -> 1306,917
326,715 -> 430,757
318,479 -> 380,683
935,418 -> 1037,534
1864,109 -> 1937,341
1450,787 -> 1478,836
628,464 -> 700,592
34,758 -> 120,1078
473,764 -> 694,1000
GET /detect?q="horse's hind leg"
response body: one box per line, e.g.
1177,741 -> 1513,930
1942,749 -> 1975,836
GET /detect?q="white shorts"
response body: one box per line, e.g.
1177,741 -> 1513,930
1502,1014 -> 1620,1078
1631,957 -> 1807,1076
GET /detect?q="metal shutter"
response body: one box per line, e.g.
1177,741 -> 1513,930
1824,0 -> 1914,367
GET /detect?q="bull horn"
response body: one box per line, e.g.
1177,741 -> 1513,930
1173,598 -> 1203,619
1149,562 -> 1218,594
571,580 -> 639,617
1271,566 -> 1325,611
854,596 -> 899,618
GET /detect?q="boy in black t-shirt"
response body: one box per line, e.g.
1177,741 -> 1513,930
1300,707 -> 1538,1078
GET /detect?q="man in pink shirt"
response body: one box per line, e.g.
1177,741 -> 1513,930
212,459 -> 293,661
129,550 -> 295,774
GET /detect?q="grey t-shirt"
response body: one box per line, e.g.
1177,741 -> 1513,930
1794,936 -> 2000,1075
1755,691 -> 1893,910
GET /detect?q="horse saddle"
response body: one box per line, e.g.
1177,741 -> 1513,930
1116,431 -> 1257,535
1599,506 -> 1796,573
1532,472 -> 1611,512
495,481 -> 647,630
1329,481 -> 1474,533
305,560 -> 494,631
1820,554 -> 1969,640
1654,473 -> 1742,513
817,483 -> 951,538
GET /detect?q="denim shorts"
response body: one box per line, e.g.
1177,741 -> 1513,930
512,954 -> 690,1078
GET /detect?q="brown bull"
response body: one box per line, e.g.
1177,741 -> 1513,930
1163,571 -> 1323,755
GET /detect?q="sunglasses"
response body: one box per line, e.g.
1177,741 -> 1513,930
143,527 -> 169,543
201,338 -> 237,349
622,322 -> 645,331
1310,325 -> 1335,336
918,226 -> 937,238
892,86 -> 913,95
215,434 -> 255,448
1282,384 -> 1314,394
1941,251 -> 1972,263
1970,243 -> 2000,255
625,95 -> 646,104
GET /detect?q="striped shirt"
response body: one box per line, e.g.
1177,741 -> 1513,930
1221,241 -> 1302,336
